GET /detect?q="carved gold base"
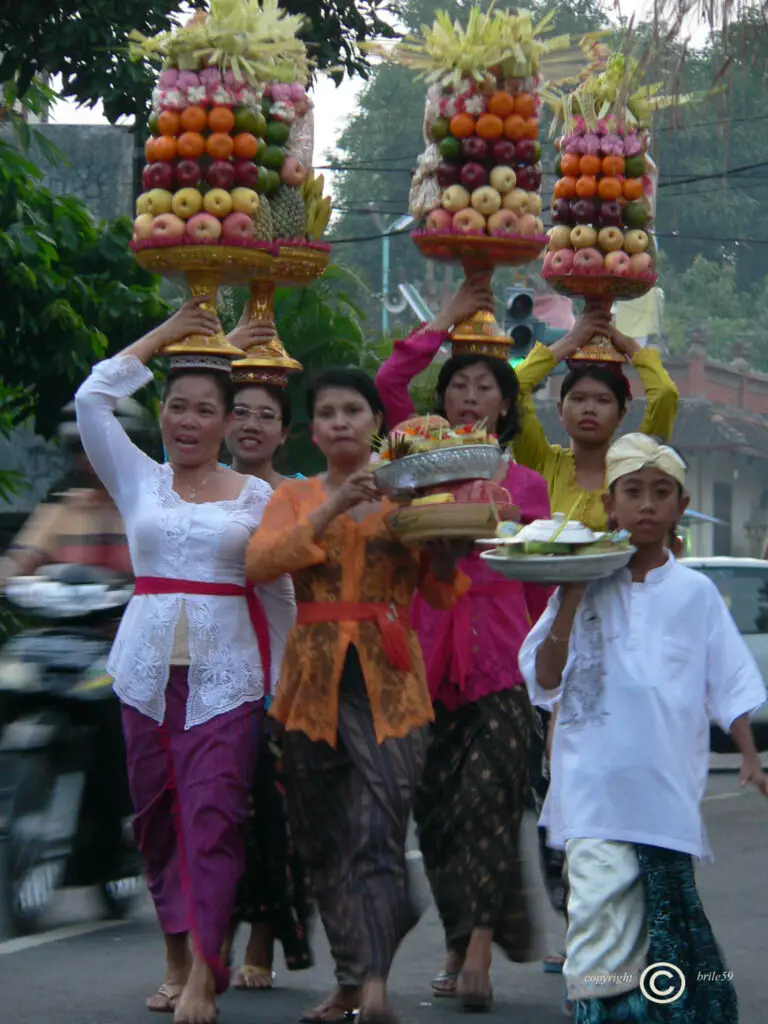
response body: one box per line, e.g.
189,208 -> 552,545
569,332 -> 626,363
231,279 -> 304,386
450,309 -> 512,360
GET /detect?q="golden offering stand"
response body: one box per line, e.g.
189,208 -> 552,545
133,243 -> 331,380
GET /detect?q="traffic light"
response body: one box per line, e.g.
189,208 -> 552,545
504,287 -> 536,365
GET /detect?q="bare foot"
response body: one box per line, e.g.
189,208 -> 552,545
147,935 -> 191,1012
298,986 -> 360,1022
359,977 -> 396,1021
174,956 -> 216,1024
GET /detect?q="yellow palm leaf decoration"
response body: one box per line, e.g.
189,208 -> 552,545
129,0 -> 310,84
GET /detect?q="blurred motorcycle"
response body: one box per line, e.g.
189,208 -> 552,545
0,564 -> 141,938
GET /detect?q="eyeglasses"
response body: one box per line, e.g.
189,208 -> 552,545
233,406 -> 281,424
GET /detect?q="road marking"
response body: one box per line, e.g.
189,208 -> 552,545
703,791 -> 745,802
0,919 -> 122,956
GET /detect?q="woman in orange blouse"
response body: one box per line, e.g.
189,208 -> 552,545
246,367 -> 469,1024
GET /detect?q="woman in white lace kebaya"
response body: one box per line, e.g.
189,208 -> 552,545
74,298 -> 295,1024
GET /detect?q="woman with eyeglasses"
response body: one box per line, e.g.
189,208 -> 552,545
220,317 -> 314,991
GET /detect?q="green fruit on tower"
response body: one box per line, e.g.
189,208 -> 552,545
271,185 -> 306,239
431,117 -> 450,142
439,136 -> 462,162
623,155 -> 645,178
252,196 -> 274,241
624,200 -> 648,229
262,145 -> 286,171
148,112 -> 160,135
266,120 -> 291,146
234,107 -> 267,137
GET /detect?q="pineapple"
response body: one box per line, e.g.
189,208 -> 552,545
252,196 -> 274,242
271,186 -> 306,241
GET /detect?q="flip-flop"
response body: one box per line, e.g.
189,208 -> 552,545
146,983 -> 184,1014
457,969 -> 493,1013
543,953 -> 566,974
431,970 -> 459,997
233,964 -> 274,990
298,1001 -> 358,1022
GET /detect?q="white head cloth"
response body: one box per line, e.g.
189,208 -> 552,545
606,433 -> 686,489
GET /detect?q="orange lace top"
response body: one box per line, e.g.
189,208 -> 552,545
245,476 -> 470,747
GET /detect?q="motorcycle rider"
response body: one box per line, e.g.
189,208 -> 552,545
0,399 -> 153,588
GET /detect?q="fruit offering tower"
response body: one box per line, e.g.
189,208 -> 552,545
369,8 -> 572,358
540,44 -> 677,360
128,0 -> 332,378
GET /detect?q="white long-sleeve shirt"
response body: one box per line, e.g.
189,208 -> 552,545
75,355 -> 295,729
518,556 -> 766,861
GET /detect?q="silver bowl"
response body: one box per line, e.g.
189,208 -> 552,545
373,444 -> 503,496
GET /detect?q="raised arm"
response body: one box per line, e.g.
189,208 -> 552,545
375,274 -> 495,430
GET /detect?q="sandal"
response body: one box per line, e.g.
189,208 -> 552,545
431,970 -> 459,997
298,999 -> 358,1022
457,969 -> 493,1013
543,953 -> 566,975
146,983 -> 184,1013
233,964 -> 273,990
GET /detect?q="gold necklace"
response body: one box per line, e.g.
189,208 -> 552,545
176,464 -> 220,502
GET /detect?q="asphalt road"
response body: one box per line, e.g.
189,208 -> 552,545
2,763 -> 766,1024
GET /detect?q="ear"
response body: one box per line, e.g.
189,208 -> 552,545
556,400 -> 564,423
602,488 -> 615,520
679,489 -> 691,518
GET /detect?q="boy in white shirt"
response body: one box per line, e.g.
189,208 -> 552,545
519,433 -> 768,1023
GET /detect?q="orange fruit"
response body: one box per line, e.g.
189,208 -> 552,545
622,177 -> 644,201
576,175 -> 597,198
180,105 -> 208,132
602,154 -> 625,177
232,132 -> 259,160
560,152 -> 581,177
206,132 -> 235,159
554,176 -> 578,199
157,110 -> 181,137
514,92 -> 536,117
449,113 -> 475,139
523,117 -> 539,139
503,113 -> 526,140
597,176 -> 622,201
579,154 -> 601,176
177,131 -> 206,159
475,113 -> 504,140
149,135 -> 176,162
488,91 -> 516,118
208,106 -> 236,133
144,136 -> 158,162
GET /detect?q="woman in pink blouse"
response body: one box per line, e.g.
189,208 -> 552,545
376,278 -> 550,1011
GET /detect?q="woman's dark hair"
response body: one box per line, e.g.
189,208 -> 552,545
561,364 -> 630,411
233,381 -> 292,427
306,366 -> 386,421
162,368 -> 234,413
434,355 -> 520,442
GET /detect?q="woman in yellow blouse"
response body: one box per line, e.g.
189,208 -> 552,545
513,307 -> 679,530
245,366 -> 468,1024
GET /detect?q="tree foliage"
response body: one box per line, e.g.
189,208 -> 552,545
0,0 -> 397,128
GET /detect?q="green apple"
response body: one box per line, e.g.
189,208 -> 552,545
148,112 -> 160,136
623,155 -> 645,178
431,117 -> 450,142
231,187 -> 260,215
623,201 -> 648,230
234,106 -> 267,137
265,120 -> 290,146
262,145 -> 285,171
145,188 -> 174,216
438,136 -> 462,162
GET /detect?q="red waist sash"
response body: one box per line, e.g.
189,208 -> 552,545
133,577 -> 271,693
297,601 -> 412,671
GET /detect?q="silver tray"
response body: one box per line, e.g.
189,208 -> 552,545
372,444 -> 503,497
479,547 -> 634,584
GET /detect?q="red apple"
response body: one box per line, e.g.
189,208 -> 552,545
515,165 -> 538,191
234,160 -> 261,189
175,160 -> 203,188
571,198 -> 599,224
629,252 -> 653,276
462,137 -> 488,162
452,208 -> 486,235
573,248 -> 604,276
542,251 -> 556,273
491,139 -> 516,165
487,209 -> 518,235
514,139 -> 536,165
550,248 -> 575,273
460,162 -> 488,190
597,200 -> 623,228
551,198 -> 574,225
426,208 -> 453,233
186,212 -> 223,243
143,162 -> 174,191
604,251 -> 631,276
436,162 -> 461,189
150,213 -> 186,242
206,160 -> 236,190
222,211 -> 255,243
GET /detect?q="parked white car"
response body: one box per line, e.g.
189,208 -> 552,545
681,557 -> 768,751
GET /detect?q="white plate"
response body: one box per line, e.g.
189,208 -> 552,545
480,547 -> 635,583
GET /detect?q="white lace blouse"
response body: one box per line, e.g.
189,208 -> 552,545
74,355 -> 295,729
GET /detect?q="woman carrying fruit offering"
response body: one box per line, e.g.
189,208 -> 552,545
74,298 -> 295,1024
245,366 -> 470,1024
220,316 -> 314,991
375,280 -> 552,1010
